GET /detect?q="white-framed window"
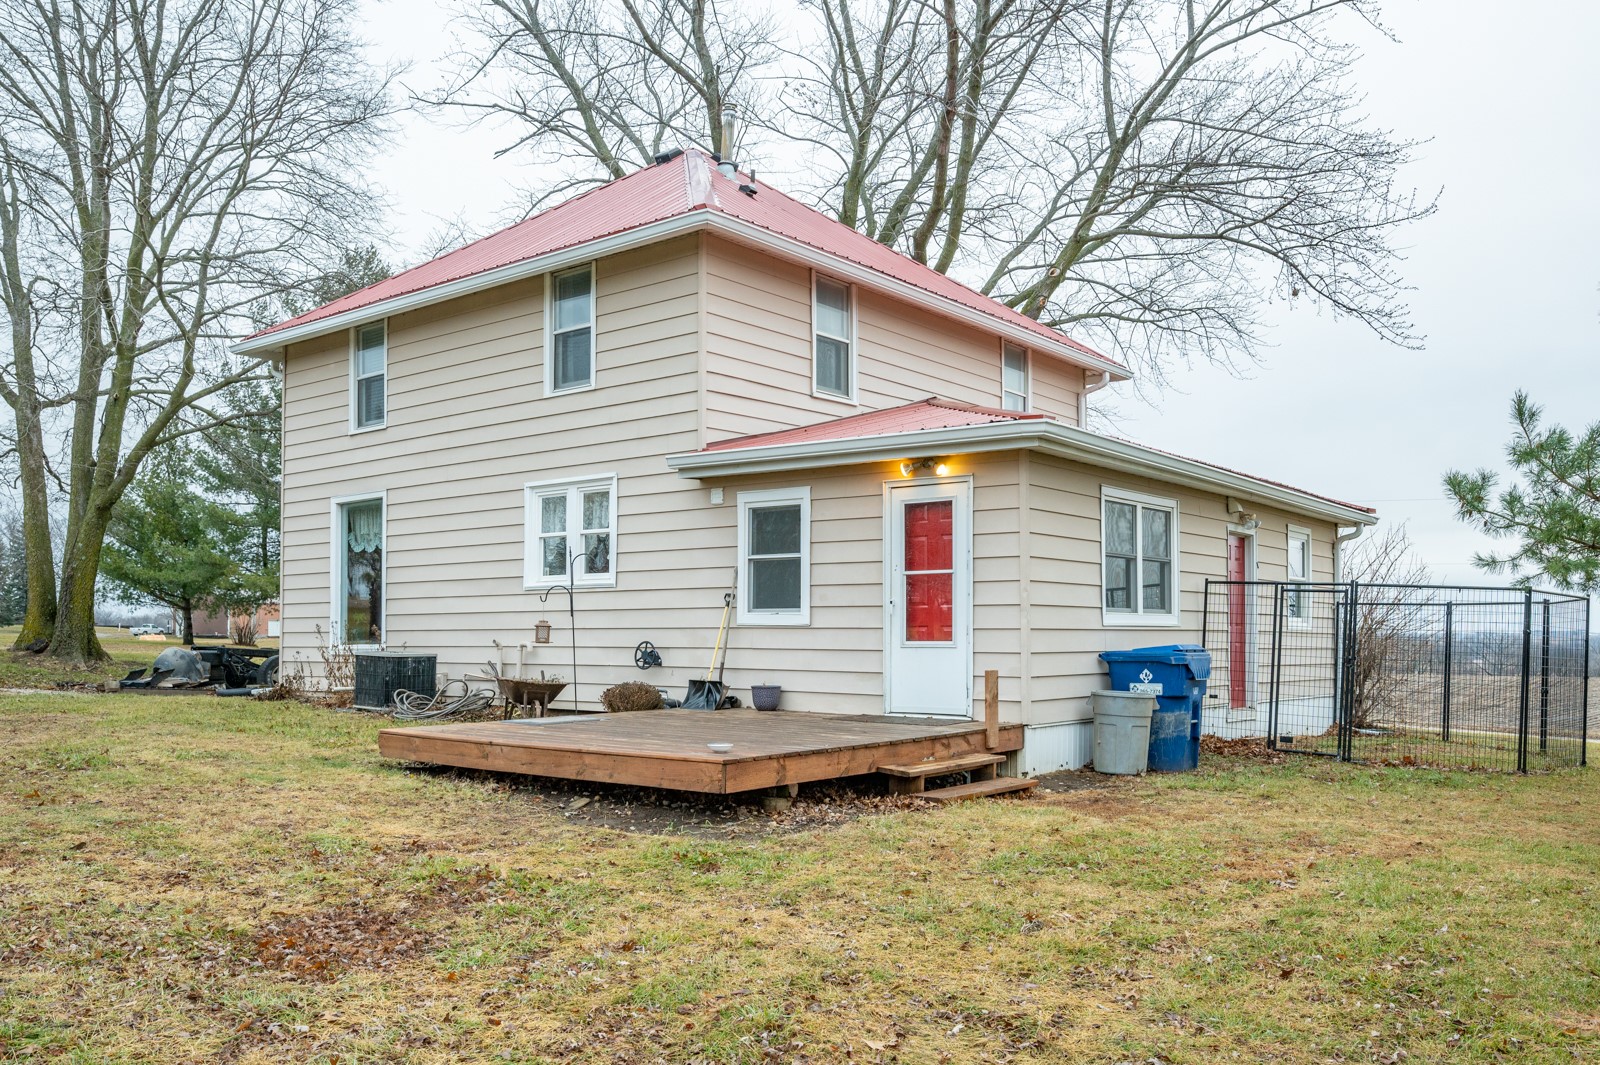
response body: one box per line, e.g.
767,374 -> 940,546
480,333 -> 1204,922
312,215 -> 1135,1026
331,493 -> 385,646
350,321 -> 386,431
524,475 -> 616,588
1101,486 -> 1180,625
546,264 -> 595,394
1001,341 -> 1029,412
1286,525 -> 1311,621
812,274 -> 855,401
737,487 -> 811,626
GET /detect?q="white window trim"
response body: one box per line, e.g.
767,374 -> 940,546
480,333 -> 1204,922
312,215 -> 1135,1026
1001,340 -> 1030,412
523,473 -> 617,589
811,271 -> 858,404
736,486 -> 811,626
1100,485 -> 1181,628
544,263 -> 597,396
1285,524 -> 1312,626
348,320 -> 387,434
329,491 -> 387,648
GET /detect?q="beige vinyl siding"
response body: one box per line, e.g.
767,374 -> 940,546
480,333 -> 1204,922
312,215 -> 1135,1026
1021,453 -> 1338,726
701,236 -> 1082,440
705,452 -> 1026,720
280,236 -> 709,691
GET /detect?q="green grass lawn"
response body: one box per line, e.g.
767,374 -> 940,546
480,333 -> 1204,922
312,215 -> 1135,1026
0,625 -> 278,689
1,693 -> 1596,1064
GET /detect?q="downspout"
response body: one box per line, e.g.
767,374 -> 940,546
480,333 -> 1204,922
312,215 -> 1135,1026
1334,524 -> 1365,582
1078,370 -> 1111,427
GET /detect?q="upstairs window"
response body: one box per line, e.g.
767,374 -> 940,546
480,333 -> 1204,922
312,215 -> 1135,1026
1001,342 -> 1029,412
525,475 -> 616,587
351,322 -> 386,430
1102,487 -> 1179,624
737,487 -> 811,625
813,275 -> 854,400
547,264 -> 595,393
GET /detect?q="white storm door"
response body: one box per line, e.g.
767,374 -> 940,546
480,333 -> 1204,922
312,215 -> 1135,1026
885,480 -> 972,716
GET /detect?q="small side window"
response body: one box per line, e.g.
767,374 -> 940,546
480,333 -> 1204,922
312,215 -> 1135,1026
1001,342 -> 1029,412
1286,526 -> 1311,619
352,322 -> 386,430
547,265 -> 595,393
813,276 -> 853,400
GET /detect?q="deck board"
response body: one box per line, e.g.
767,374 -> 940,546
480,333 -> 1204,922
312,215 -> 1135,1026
378,709 -> 1024,794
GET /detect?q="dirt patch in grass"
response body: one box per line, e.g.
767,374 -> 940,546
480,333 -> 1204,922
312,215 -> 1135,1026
1200,734 -> 1289,762
402,765 -> 952,838
253,901 -> 439,981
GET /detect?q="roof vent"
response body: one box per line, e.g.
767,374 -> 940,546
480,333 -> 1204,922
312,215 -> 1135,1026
738,183 -> 757,196
717,105 -> 738,179
653,148 -> 684,165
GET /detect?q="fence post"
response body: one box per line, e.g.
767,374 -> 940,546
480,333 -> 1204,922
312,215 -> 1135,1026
1341,581 -> 1358,762
1518,589 -> 1533,774
1539,599 -> 1551,754
1267,583 -> 1285,749
1441,601 -> 1453,742
1583,597 -> 1591,769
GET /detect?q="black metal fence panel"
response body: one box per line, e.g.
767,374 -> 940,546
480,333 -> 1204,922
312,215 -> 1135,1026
1202,581 -> 1591,773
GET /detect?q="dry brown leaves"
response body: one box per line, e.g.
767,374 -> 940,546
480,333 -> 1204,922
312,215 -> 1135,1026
252,902 -> 437,981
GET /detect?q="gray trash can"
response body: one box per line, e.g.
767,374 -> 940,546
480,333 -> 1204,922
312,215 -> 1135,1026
1091,690 -> 1157,775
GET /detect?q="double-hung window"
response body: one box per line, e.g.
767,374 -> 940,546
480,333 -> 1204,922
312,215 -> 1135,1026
525,475 -> 616,587
1285,526 -> 1311,621
351,322 -> 386,430
1001,342 -> 1029,412
547,264 -> 595,393
736,487 -> 810,625
1102,487 -> 1179,624
813,275 -> 854,400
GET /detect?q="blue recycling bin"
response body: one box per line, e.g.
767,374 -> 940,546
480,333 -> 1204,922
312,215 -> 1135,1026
1099,644 -> 1211,772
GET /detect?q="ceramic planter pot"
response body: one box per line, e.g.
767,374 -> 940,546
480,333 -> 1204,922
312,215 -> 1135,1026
750,684 -> 782,712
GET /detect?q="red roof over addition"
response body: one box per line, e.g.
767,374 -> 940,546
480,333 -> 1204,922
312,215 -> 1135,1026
244,150 -> 1120,372
704,398 -> 1045,451
692,398 -> 1375,517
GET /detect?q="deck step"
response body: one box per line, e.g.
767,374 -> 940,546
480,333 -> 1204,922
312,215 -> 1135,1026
877,752 -> 1007,778
920,776 -> 1038,803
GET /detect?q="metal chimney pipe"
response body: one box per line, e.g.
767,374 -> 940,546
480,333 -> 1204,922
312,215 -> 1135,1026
718,105 -> 737,178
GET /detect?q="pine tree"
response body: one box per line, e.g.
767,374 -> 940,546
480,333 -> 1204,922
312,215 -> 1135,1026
1444,392 -> 1600,591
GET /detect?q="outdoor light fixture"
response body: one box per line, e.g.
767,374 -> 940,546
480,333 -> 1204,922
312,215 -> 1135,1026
899,457 -> 951,477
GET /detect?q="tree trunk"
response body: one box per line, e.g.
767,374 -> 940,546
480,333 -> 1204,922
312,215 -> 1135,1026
181,602 -> 195,645
47,513 -> 109,665
11,408 -> 56,649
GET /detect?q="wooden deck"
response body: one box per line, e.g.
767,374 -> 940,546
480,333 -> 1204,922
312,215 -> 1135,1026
377,709 -> 1024,794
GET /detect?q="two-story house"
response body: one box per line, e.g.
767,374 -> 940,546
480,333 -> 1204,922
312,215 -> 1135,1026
237,149 -> 1375,775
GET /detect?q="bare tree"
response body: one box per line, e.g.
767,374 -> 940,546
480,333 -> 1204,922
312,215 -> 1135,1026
0,0 -> 394,664
430,0 -> 780,209
440,0 -> 1433,375
1343,523 -> 1431,728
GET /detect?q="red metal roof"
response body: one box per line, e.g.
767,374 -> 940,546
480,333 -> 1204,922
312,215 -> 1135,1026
704,398 -> 1044,451
698,398 -> 1374,515
246,150 -> 1119,369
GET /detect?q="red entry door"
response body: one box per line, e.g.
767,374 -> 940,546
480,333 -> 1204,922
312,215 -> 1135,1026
1226,535 -> 1248,708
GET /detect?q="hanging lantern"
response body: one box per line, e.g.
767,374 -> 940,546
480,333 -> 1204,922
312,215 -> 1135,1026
534,619 -> 552,644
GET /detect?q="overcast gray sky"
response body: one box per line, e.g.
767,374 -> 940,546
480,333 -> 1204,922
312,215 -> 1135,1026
362,0 -> 1599,586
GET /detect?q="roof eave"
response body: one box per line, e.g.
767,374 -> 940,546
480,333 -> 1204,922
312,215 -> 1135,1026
696,213 -> 1130,380
231,200 -> 1128,381
230,213 -> 703,357
667,421 -> 1377,526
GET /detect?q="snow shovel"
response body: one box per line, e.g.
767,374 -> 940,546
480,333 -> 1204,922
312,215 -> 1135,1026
682,589 -> 734,710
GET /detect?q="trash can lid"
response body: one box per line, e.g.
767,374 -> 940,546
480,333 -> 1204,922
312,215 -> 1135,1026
1098,643 -> 1208,664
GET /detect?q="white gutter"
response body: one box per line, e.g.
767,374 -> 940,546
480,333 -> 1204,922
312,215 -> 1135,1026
1078,370 -> 1112,427
1333,523 -> 1368,582
667,419 -> 1378,527
231,204 -> 1130,381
